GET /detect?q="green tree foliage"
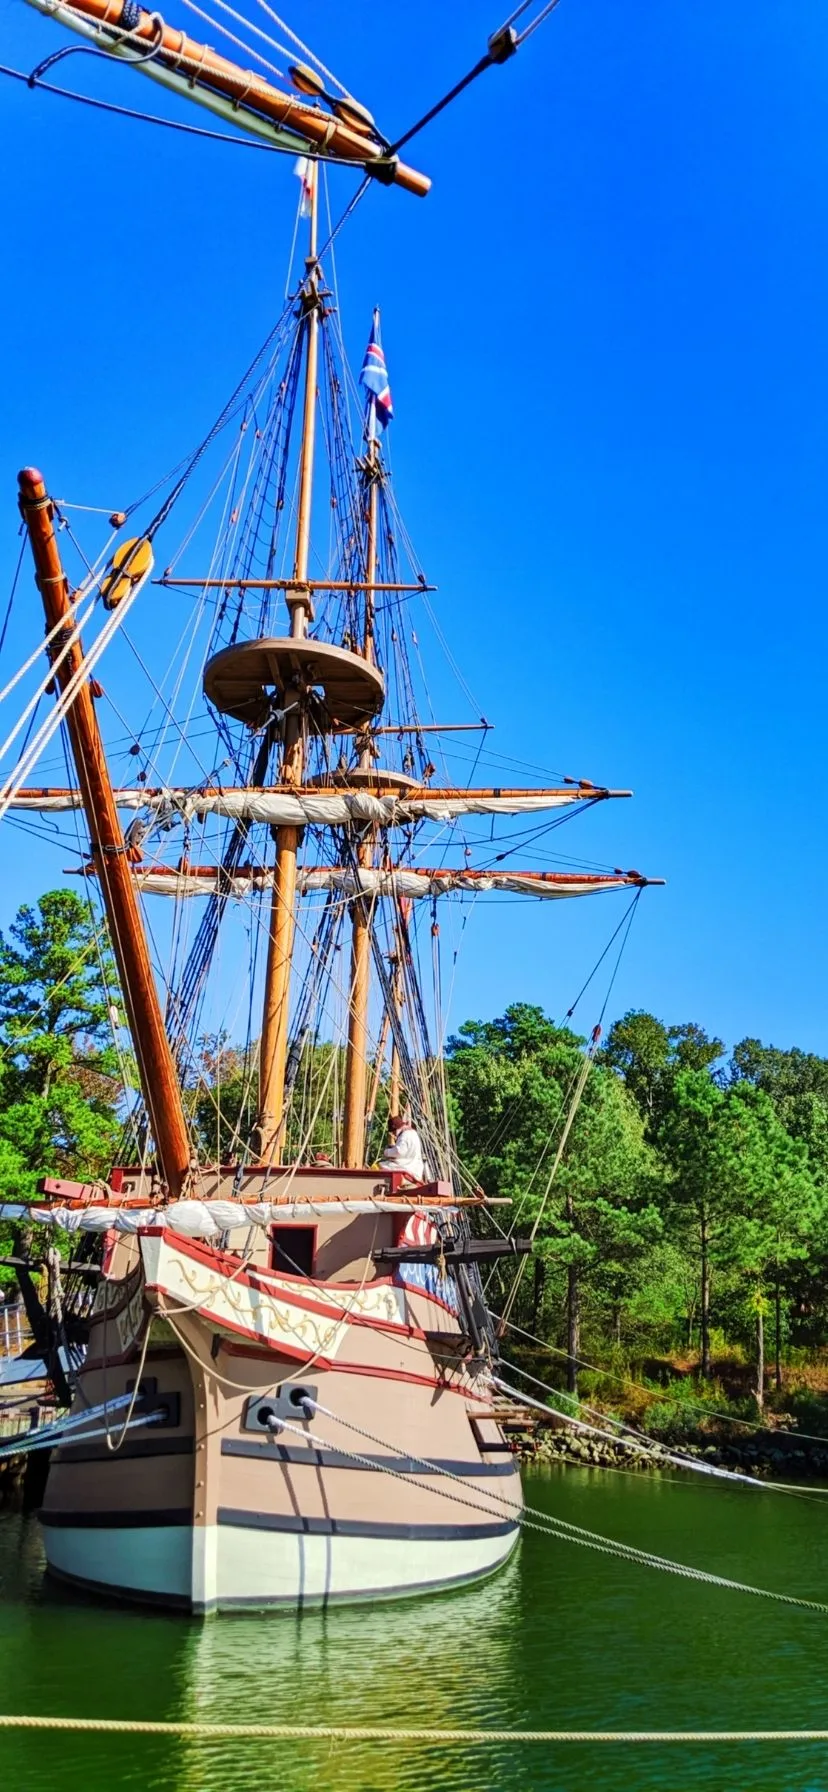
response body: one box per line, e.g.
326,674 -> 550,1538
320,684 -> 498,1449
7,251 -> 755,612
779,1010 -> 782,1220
0,891 -> 126,1208
730,1038 -> 828,1183
447,1004 -> 828,1408
447,1005 -> 662,1386
601,1009 -> 725,1125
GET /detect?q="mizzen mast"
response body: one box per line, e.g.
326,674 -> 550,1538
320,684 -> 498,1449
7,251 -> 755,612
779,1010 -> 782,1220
17,470 -> 192,1197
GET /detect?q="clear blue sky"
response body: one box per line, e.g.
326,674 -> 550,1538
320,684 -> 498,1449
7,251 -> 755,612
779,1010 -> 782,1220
1,0 -> 827,1057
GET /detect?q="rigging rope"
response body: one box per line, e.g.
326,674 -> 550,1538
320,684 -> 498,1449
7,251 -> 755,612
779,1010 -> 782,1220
499,1027 -> 601,1325
266,1401 -> 828,1617
0,535 -> 26,662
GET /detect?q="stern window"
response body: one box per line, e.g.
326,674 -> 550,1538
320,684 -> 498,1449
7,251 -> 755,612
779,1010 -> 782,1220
269,1225 -> 316,1277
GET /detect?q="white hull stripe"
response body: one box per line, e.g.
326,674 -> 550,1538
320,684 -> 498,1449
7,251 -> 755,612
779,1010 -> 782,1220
42,1521 -> 520,1609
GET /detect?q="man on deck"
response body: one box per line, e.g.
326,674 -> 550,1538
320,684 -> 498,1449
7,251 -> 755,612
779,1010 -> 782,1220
380,1112 -> 428,1184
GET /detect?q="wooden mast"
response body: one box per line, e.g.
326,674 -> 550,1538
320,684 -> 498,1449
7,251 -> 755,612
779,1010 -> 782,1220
254,164 -> 320,1162
17,469 -> 192,1196
341,326 -> 382,1167
389,954 -> 403,1121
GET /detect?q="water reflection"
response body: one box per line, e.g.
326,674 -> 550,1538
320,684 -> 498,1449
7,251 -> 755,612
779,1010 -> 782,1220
169,1561 -> 520,1790
6,1472 -> 828,1791
0,1512 -> 524,1792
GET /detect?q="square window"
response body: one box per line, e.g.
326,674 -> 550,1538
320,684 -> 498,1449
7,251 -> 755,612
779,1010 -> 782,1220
269,1225 -> 316,1277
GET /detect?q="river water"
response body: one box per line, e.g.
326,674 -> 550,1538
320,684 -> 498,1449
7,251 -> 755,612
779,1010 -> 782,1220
2,1464 -> 828,1791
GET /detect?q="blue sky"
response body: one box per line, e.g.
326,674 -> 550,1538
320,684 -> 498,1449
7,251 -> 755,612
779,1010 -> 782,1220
1,1 -> 827,1057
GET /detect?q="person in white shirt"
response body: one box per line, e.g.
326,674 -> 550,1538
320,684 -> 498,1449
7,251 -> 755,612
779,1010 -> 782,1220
380,1112 -> 427,1184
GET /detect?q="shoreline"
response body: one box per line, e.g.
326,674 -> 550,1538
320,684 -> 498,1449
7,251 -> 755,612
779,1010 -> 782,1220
521,1424 -> 828,1480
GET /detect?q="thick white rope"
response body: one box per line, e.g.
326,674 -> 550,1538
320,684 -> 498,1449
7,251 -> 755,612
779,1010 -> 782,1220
0,590 -> 98,755
5,1714 -> 828,1742
0,565 -> 152,822
253,0 -> 348,95
177,0 -> 285,78
3,1715 -> 828,1742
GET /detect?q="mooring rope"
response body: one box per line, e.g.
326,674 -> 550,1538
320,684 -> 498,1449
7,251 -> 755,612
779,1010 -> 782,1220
281,1405 -> 828,1618
1,1715 -> 828,1743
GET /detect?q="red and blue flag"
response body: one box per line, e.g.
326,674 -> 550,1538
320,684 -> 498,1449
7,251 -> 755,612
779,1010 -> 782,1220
360,311 -> 393,429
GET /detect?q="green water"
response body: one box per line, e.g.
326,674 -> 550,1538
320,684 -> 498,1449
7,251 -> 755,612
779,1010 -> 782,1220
3,1466 -> 828,1791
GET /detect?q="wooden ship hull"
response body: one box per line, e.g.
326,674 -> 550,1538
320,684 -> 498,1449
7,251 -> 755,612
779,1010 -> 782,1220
38,1171 -> 522,1610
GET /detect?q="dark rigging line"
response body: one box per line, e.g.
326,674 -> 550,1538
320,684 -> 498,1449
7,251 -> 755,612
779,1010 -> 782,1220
597,889 -> 642,1029
0,60 -> 299,153
388,1 -> 562,155
0,534 -> 27,661
562,891 -> 642,1024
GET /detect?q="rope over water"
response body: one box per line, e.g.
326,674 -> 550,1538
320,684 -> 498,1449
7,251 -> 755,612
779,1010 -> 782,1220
3,1715 -> 828,1743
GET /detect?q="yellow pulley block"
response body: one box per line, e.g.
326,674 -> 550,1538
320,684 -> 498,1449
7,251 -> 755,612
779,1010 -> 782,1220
100,536 -> 154,611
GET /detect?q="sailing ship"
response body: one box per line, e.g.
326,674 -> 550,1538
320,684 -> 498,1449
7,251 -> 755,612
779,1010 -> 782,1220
0,1 -> 660,1609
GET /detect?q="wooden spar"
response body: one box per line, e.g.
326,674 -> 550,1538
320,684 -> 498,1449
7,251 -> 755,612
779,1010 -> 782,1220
29,0 -> 430,197
341,347 -> 382,1169
9,782 -> 634,807
254,164 -> 319,1162
17,469 -> 192,1197
120,864 -> 661,890
159,580 -> 436,592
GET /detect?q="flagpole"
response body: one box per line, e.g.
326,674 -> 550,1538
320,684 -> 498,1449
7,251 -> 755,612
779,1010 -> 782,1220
363,310 -> 380,664
342,313 -> 383,1167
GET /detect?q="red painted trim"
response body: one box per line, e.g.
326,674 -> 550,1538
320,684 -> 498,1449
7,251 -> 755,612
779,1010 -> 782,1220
222,1340 -> 484,1399
327,1361 -> 489,1400
148,1229 -> 437,1342
398,1281 -> 460,1320
142,1225 -> 458,1310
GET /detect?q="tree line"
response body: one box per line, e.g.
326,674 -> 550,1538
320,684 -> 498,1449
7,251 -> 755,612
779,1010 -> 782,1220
2,890 -> 828,1418
448,1004 -> 828,1410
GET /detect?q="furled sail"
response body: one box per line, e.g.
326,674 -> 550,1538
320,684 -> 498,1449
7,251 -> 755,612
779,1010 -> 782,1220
121,864 -> 660,900
13,783 -> 631,823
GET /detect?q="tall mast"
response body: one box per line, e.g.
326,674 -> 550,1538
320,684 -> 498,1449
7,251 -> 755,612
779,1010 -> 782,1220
254,164 -> 320,1161
18,470 -> 192,1196
341,321 -> 382,1167
389,953 -> 403,1121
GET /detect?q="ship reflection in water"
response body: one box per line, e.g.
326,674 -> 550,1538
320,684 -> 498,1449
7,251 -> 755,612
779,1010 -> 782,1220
0,1506 -> 522,1792
5,1464 -> 828,1792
